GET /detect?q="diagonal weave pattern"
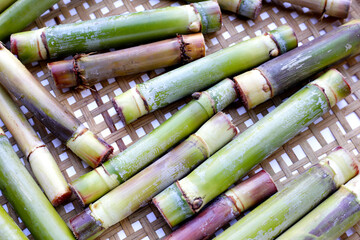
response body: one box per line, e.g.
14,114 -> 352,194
1,0 -> 360,239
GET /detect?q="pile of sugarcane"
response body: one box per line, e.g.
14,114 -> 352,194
0,0 -> 359,240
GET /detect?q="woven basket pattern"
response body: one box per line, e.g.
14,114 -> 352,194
1,0 -> 360,239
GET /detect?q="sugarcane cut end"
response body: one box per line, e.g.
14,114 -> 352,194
192,1 -> 222,34
234,69 -> 272,110
10,28 -> 48,64
112,88 -> 149,124
267,25 -> 298,55
67,127 -> 113,168
320,147 -> 359,187
153,182 -> 194,228
238,0 -> 263,19
181,33 -> 206,62
48,59 -> 78,89
310,69 -> 351,108
324,0 -> 351,19
69,208 -> 105,240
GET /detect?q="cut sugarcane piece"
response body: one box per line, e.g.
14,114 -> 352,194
70,79 -> 238,205
0,43 -> 113,168
0,127 -> 75,240
215,147 -> 358,240
69,112 -> 237,240
0,0 -> 16,13
48,33 -> 206,89
113,25 -> 297,124
278,173 -> 360,240
235,19 -> 360,109
165,170 -> 277,240
186,0 -> 262,19
10,1 -> 221,63
0,84 -> 70,206
277,0 -> 351,18
153,69 -> 351,227
0,0 -> 59,41
0,204 -> 28,240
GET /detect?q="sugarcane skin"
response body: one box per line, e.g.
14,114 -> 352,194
215,165 -> 337,240
0,133 -> 75,240
260,19 -> 360,96
0,204 -> 28,240
71,79 -> 237,205
0,0 -> 59,41
278,186 -> 360,240
0,0 -> 16,13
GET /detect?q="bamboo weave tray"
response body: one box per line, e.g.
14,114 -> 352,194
1,0 -> 360,239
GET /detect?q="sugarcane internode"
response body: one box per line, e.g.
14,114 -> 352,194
48,33 -> 206,89
70,79 -> 238,206
69,112 -> 237,240
0,42 -> 113,168
214,147 -> 358,239
187,0 -> 263,19
0,204 -> 28,240
113,25 -> 297,124
235,19 -> 360,109
10,1 -> 221,63
0,127 -> 75,240
165,170 -> 277,240
152,69 -> 351,228
278,173 -> 360,240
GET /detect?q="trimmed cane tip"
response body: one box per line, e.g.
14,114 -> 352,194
311,69 -> 351,108
192,1 -> 222,33
112,88 -> 149,125
69,208 -> 104,240
238,0 -> 263,19
325,0 -> 351,18
48,60 -> 78,89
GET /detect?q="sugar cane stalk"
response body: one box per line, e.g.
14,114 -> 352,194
70,79 -> 238,206
11,1 -> 221,63
165,170 -> 277,240
113,25 -> 297,124
215,147 -> 358,240
0,0 -> 16,13
0,43 -> 113,168
153,69 -> 352,227
278,174 -> 360,240
69,112 -> 237,240
235,20 -> 360,109
48,33 -> 206,89
0,204 -> 28,240
277,0 -> 351,18
0,127 -> 75,239
0,84 -> 71,206
186,0 -> 263,19
0,0 -> 59,41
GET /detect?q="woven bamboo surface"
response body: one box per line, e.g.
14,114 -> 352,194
1,0 -> 360,239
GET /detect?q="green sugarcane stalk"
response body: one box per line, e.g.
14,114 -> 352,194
166,170 -> 277,240
277,0 -> 351,18
215,147 -> 358,240
10,1 -> 221,64
48,33 -> 206,89
235,19 -> 360,109
186,0 -> 262,19
0,204 -> 28,240
68,112 -> 237,240
113,25 -> 297,124
0,0 -> 59,41
0,127 -> 75,240
153,69 -> 352,227
0,84 -> 71,206
0,43 -> 113,168
70,79 -> 238,206
278,173 -> 360,240
0,0 -> 16,13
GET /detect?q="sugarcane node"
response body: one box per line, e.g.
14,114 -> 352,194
69,183 -> 87,207
192,197 -> 204,210
26,144 -> 46,161
40,31 -> 50,59
112,98 -> 127,125
312,83 -> 332,108
192,92 -> 202,99
226,194 -> 245,213
95,137 -> 114,164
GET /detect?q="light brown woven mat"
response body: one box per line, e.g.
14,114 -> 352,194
1,0 -> 360,239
